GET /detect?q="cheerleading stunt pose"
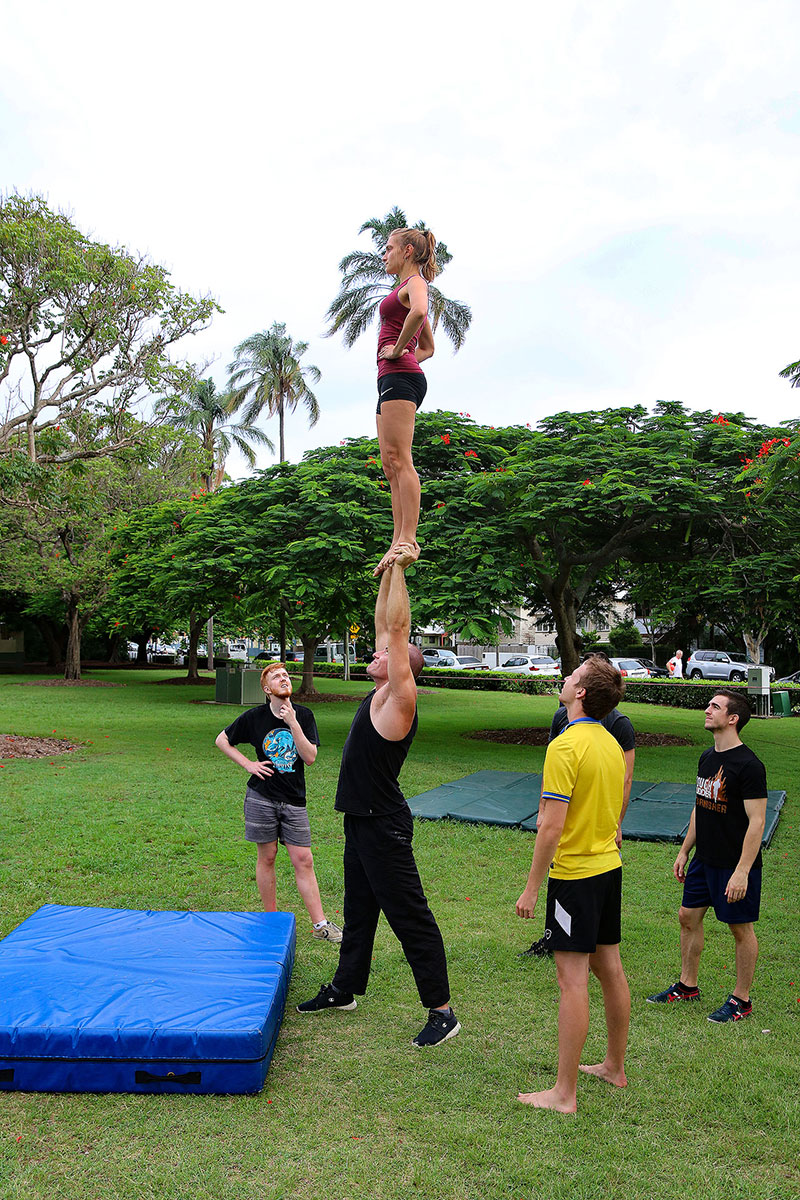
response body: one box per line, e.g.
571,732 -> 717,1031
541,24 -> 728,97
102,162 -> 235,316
373,228 -> 436,576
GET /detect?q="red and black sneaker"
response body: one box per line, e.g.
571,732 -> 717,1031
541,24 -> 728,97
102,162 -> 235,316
707,995 -> 752,1023
646,981 -> 701,1003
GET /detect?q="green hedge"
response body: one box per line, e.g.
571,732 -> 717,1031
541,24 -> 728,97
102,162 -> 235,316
622,679 -> 800,712
287,662 -> 799,713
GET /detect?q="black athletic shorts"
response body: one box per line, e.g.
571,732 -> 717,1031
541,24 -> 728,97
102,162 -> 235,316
376,372 -> 427,413
682,857 -> 761,924
543,866 -> 622,953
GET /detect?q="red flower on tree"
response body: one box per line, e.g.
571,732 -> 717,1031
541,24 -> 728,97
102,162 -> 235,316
711,414 -> 730,426
0,335 -> 8,345
464,450 -> 478,459
440,434 -> 450,445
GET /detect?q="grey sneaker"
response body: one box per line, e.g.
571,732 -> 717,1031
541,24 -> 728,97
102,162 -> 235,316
412,1007 -> 461,1048
313,920 -> 343,943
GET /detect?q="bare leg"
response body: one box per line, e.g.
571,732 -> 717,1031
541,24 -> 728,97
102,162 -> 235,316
285,843 -> 325,925
255,841 -> 279,911
375,401 -> 420,572
518,951 -> 588,1113
679,905 -> 707,987
729,922 -> 758,1001
579,943 -> 629,1087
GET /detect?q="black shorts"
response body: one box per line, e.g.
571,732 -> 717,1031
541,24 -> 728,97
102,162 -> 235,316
543,867 -> 622,953
682,857 -> 761,924
376,372 -> 427,413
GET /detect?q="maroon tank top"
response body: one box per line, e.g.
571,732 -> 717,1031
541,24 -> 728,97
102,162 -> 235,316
377,278 -> 427,379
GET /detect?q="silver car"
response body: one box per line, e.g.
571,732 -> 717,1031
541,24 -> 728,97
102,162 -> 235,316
685,650 -> 774,682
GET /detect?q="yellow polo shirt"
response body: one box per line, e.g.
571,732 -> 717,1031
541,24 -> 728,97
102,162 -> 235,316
541,718 -> 625,880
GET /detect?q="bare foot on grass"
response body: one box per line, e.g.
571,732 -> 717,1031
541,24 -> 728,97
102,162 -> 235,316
579,1062 -> 627,1088
517,1088 -> 576,1114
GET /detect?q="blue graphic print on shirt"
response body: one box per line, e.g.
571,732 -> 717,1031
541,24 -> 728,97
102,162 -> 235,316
264,727 -> 298,773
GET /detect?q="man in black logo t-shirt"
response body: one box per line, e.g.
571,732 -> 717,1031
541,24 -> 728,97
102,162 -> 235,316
647,689 -> 767,1022
215,662 -> 342,944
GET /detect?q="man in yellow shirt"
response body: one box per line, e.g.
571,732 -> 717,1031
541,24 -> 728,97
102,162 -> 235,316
515,656 -> 630,1113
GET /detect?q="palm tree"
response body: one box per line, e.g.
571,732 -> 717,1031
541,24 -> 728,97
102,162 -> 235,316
227,323 -> 321,463
324,206 -> 472,351
166,378 -> 274,492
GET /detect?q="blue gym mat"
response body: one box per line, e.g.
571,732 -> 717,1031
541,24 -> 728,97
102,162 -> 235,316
0,905 -> 295,1095
409,772 -> 786,847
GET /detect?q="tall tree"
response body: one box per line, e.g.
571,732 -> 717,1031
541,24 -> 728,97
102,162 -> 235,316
0,194 -> 219,464
109,494 -> 248,683
227,323 -> 320,463
324,206 -> 472,351
413,405 -> 788,675
1,420 -> 204,679
160,378 -> 273,492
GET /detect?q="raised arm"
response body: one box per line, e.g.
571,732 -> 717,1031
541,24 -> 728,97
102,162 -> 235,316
371,563 -> 417,741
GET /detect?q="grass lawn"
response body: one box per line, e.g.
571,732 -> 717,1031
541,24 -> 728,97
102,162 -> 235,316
1,671 -> 798,1200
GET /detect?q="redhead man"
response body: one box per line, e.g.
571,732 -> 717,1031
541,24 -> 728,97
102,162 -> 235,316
215,662 -> 341,943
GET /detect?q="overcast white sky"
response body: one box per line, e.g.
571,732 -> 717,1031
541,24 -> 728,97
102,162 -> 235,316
2,0 -> 799,471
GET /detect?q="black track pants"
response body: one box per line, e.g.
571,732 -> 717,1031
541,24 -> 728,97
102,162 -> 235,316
332,808 -> 450,1008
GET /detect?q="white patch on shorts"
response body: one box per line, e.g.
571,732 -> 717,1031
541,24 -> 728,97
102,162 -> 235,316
554,899 -> 572,936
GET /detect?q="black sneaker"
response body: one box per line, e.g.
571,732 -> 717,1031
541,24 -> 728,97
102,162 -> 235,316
412,1007 -> 461,1048
707,995 -> 752,1023
518,935 -> 553,958
296,983 -> 357,1014
646,981 -> 701,1004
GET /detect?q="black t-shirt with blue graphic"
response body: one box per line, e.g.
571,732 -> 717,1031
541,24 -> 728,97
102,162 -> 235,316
224,703 -> 319,807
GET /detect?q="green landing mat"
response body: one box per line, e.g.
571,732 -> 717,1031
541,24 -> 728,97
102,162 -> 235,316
408,773 -> 786,847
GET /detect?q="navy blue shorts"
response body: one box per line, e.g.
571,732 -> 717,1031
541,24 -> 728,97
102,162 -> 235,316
682,856 -> 761,924
543,866 -> 622,953
376,372 -> 427,413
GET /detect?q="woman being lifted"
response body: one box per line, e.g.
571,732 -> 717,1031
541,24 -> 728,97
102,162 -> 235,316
373,227 -> 436,575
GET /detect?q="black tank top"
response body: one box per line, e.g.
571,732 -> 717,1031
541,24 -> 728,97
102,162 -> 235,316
335,691 -> 418,816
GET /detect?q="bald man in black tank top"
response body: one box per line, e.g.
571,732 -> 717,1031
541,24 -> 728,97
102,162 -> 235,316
298,559 -> 460,1048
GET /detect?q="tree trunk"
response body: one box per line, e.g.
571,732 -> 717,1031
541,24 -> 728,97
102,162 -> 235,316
547,587 -> 583,676
135,628 -> 152,664
279,399 -> 285,463
299,635 -> 320,697
185,613 -> 203,683
64,603 -> 82,681
743,628 -> 768,665
207,615 -> 214,671
105,631 -> 124,664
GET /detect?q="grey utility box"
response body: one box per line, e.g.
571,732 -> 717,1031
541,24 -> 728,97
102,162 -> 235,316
241,669 -> 265,705
747,666 -> 771,696
215,665 -> 265,705
747,665 -> 772,717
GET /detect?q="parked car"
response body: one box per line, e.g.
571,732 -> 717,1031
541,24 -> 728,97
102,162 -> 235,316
634,657 -> 670,678
610,657 -> 650,678
685,650 -> 774,682
421,648 -> 487,669
776,669 -> 800,684
491,655 -> 561,677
